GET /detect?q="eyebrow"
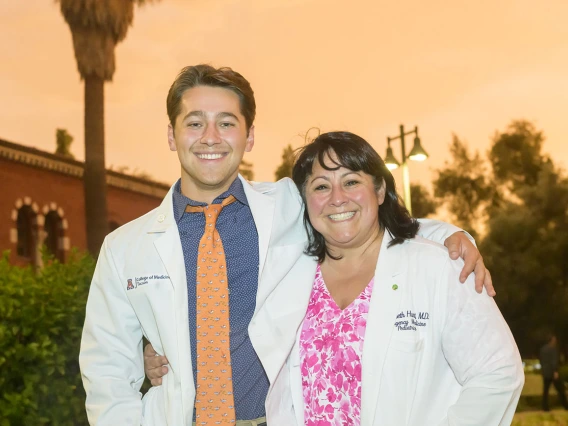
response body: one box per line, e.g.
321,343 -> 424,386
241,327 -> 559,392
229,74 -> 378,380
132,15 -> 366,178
181,110 -> 240,122
309,170 -> 361,185
217,112 -> 240,121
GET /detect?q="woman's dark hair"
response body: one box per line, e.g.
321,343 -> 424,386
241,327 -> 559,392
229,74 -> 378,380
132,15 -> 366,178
292,131 -> 419,263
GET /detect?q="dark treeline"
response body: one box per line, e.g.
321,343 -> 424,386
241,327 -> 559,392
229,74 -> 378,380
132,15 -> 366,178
433,120 -> 568,358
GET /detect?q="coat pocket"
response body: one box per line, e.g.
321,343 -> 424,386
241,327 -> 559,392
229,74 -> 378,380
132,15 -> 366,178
382,336 -> 425,424
390,336 -> 424,353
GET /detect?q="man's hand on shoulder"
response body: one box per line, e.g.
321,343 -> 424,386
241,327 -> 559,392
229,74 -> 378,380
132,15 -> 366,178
444,232 -> 496,297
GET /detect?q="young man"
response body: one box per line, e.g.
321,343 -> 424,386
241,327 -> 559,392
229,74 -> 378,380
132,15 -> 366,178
80,65 -> 492,426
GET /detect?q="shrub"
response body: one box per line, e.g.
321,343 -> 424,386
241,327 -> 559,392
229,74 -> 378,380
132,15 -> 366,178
0,250 -> 94,425
560,365 -> 568,384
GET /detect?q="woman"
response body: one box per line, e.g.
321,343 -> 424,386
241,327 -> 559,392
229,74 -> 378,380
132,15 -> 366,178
282,131 -> 523,425
145,132 -> 522,425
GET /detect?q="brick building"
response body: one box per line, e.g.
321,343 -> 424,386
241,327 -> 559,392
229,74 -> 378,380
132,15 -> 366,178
0,138 -> 171,267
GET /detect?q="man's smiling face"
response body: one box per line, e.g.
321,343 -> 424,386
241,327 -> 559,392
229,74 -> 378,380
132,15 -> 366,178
168,85 -> 254,202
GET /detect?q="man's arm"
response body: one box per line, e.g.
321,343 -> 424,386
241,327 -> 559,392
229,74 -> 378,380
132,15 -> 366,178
439,258 -> 524,425
80,238 -> 145,425
417,218 -> 494,296
416,219 -> 474,246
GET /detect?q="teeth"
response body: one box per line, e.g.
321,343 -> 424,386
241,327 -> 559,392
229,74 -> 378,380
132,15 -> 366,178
197,153 -> 224,160
329,212 -> 355,221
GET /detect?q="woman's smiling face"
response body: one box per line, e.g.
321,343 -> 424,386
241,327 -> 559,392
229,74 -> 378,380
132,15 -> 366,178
305,151 -> 385,252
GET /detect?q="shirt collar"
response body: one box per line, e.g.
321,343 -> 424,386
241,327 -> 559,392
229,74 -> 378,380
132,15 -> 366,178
172,177 -> 249,223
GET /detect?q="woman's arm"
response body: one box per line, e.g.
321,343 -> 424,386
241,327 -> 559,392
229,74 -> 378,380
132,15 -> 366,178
439,258 -> 524,425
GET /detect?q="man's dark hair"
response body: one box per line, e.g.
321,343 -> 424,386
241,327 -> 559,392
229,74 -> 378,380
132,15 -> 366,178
292,131 -> 419,263
166,64 -> 256,131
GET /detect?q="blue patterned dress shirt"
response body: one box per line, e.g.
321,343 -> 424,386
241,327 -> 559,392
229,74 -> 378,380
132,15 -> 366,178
171,178 -> 268,421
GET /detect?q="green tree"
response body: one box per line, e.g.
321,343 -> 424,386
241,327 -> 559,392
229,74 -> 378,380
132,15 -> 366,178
239,159 -> 254,181
58,0 -> 157,256
481,168 -> 568,356
410,183 -> 437,218
55,128 -> 75,159
274,144 -> 295,180
0,250 -> 95,425
480,123 -> 568,356
433,135 -> 493,236
489,120 -> 548,190
432,121 -> 567,357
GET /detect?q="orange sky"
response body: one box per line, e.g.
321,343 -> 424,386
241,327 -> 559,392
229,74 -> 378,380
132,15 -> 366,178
1,0 -> 567,189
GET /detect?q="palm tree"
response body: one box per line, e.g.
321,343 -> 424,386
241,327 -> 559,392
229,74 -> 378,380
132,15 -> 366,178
58,0 -> 156,255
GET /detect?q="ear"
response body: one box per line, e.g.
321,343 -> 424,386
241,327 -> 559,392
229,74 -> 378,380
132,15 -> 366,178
167,123 -> 177,151
245,125 -> 255,152
377,179 -> 386,206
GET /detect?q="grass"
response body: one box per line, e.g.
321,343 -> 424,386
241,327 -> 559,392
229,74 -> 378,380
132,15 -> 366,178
512,410 -> 568,426
512,373 -> 568,424
517,374 -> 565,413
523,374 -> 557,397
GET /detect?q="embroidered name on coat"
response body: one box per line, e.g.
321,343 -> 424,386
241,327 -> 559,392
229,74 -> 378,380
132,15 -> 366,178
394,310 -> 430,330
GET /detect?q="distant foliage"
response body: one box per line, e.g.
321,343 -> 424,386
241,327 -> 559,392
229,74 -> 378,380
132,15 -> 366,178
55,128 -> 75,159
489,121 -> 547,188
274,144 -> 295,181
110,164 -> 155,181
433,135 -> 493,236
239,159 -> 255,181
0,250 -> 94,425
410,183 -> 437,218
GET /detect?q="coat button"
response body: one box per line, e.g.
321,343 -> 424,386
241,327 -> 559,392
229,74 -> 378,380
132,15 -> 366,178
157,214 -> 165,222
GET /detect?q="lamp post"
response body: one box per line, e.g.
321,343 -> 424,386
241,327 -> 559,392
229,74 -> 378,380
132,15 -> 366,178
384,124 -> 429,215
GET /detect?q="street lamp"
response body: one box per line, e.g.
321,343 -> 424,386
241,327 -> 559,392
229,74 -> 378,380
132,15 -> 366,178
384,124 -> 429,215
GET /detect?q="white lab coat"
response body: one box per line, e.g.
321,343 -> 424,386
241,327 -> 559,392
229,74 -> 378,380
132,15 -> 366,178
258,233 -> 524,426
79,175 -> 476,425
80,176 -> 307,425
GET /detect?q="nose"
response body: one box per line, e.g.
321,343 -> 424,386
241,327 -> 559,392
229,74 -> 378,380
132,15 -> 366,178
200,124 -> 221,146
329,185 -> 348,207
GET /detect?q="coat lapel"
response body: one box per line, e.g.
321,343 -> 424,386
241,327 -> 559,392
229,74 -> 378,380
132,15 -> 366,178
149,185 -> 194,412
240,176 -> 276,306
361,232 -> 405,425
149,186 -> 187,296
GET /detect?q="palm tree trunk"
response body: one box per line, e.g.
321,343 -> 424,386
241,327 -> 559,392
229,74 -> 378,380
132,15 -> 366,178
84,75 -> 108,256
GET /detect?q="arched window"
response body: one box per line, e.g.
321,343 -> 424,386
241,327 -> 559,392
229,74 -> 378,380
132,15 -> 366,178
17,205 -> 35,258
44,211 -> 64,262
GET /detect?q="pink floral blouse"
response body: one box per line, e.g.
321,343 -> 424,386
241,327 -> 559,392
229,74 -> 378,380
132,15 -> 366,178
299,264 -> 374,426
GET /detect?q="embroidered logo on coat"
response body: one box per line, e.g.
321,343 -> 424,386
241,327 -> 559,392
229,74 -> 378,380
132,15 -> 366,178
126,274 -> 171,291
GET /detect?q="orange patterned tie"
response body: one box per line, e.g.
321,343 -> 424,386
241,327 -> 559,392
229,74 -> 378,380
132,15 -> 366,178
186,195 -> 237,425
